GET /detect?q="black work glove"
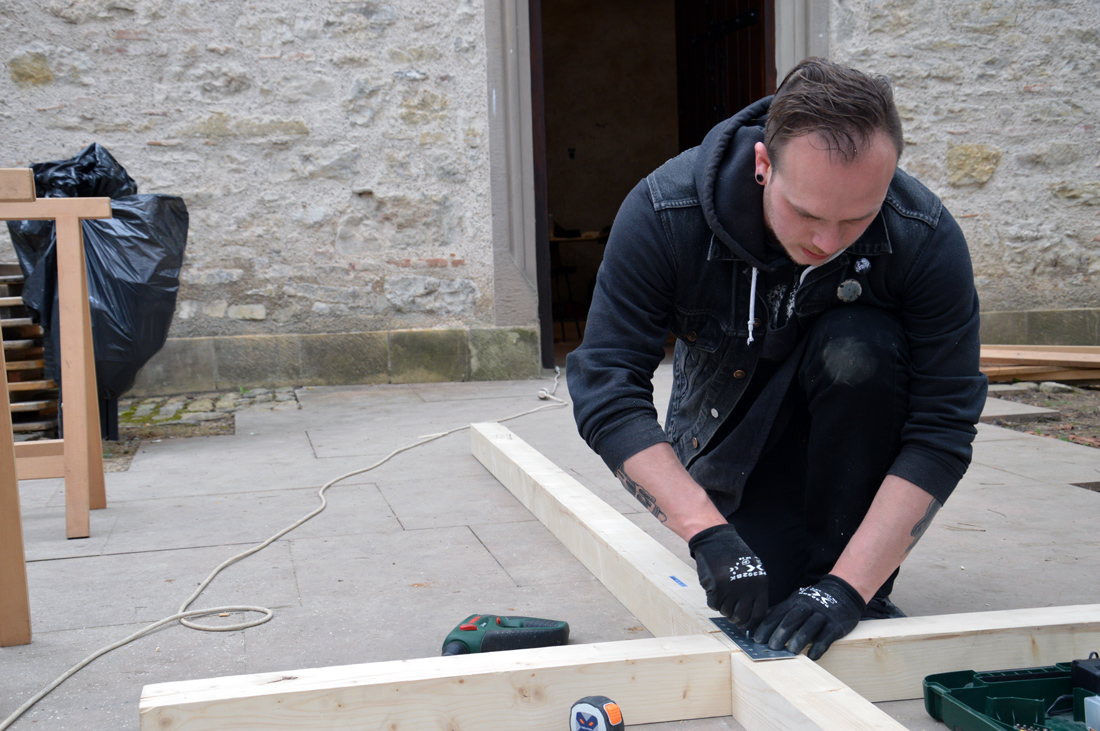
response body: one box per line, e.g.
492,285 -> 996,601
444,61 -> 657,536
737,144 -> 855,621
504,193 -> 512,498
751,574 -> 866,661
688,524 -> 768,631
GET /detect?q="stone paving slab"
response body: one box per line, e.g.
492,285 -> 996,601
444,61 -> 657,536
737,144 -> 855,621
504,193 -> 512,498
15,478 -> 60,511
979,395 -> 1058,422
24,541 -> 299,634
970,426 -> 1100,487
20,503 -> 117,561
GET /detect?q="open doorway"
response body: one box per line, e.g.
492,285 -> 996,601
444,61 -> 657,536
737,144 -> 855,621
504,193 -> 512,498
535,0 -> 774,365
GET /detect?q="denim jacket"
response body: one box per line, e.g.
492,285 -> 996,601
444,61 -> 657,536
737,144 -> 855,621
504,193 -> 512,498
567,98 -> 987,504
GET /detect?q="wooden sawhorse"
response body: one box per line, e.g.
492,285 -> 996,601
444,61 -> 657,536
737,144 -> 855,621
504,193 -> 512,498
0,168 -> 111,647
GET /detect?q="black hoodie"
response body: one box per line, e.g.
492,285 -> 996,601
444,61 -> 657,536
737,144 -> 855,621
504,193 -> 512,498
567,97 -> 987,505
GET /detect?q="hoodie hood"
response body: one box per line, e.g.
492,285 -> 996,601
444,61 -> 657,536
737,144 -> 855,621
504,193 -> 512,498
695,96 -> 788,272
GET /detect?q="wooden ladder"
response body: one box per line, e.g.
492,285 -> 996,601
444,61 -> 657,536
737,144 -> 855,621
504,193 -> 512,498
0,168 -> 112,646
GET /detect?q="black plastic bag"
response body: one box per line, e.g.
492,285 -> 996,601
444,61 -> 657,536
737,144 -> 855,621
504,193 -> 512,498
7,144 -> 188,399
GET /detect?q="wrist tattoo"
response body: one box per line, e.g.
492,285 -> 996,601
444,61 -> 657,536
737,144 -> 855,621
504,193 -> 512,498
615,466 -> 668,523
904,497 -> 942,556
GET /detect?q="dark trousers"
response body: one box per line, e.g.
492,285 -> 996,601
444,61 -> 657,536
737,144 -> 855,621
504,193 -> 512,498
707,306 -> 910,605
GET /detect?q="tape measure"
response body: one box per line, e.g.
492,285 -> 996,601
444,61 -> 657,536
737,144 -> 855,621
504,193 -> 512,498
569,695 -> 624,731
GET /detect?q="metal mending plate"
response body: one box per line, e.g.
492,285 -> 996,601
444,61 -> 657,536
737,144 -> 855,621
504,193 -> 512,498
710,617 -> 798,661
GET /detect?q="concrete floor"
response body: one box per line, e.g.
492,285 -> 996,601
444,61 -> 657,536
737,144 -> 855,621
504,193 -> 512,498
2,366 -> 1098,730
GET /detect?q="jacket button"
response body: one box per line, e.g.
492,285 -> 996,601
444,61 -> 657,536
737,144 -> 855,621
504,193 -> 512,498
733,369 -> 746,379
685,331 -> 698,342
710,408 -> 719,418
752,318 -> 762,328
692,437 -> 699,449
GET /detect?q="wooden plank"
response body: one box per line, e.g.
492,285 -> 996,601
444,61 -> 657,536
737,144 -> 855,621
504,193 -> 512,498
55,213 -> 107,537
979,347 -> 1100,368
470,422 -> 713,637
0,317 -> 35,327
982,366 -> 1100,383
0,169 -> 35,203
10,399 -> 54,412
471,423 -> 907,730
819,604 -> 1100,702
139,634 -> 733,731
14,438 -> 65,480
982,345 -> 1100,354
13,439 -> 64,459
0,296 -> 25,307
732,653 -> 905,730
0,197 -> 111,221
6,359 -> 46,370
8,379 -> 56,391
3,340 -> 38,350
13,419 -> 59,433
0,323 -> 31,647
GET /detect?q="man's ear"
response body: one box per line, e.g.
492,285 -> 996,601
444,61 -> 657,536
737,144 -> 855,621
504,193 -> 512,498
754,141 -> 772,183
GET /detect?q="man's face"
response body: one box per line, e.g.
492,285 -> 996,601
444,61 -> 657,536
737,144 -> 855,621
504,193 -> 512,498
755,132 -> 897,266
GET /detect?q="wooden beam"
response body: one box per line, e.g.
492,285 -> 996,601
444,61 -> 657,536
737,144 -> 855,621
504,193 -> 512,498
471,423 -> 906,730
819,604 -> 1100,702
139,635 -> 733,731
979,347 -> 1100,369
732,653 -> 905,730
0,332 -> 31,647
0,169 -> 35,202
0,197 -> 111,221
469,422 -> 713,638
55,213 -> 107,536
981,365 -> 1100,383
13,438 -> 65,480
982,345 -> 1100,354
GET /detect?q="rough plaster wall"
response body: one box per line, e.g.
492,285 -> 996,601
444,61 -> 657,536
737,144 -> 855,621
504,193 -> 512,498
0,0 -> 495,337
830,0 -> 1100,312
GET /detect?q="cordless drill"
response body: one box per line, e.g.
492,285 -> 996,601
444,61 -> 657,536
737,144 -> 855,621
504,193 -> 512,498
440,614 -> 569,655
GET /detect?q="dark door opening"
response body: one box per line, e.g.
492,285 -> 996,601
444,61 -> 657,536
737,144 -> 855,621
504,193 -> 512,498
532,0 -> 775,367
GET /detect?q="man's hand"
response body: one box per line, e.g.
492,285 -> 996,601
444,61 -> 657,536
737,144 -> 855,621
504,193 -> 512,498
751,574 -> 865,660
688,524 -> 769,630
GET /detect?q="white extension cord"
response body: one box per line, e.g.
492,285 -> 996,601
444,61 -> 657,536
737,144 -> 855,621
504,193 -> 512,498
0,370 -> 568,730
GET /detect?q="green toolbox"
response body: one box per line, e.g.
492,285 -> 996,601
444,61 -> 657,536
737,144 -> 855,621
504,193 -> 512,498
924,657 -> 1100,731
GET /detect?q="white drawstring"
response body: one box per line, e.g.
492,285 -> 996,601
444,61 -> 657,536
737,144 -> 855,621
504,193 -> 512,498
746,266 -> 759,345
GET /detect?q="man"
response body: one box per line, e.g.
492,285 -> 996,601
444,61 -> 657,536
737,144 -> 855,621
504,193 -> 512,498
566,58 -> 987,660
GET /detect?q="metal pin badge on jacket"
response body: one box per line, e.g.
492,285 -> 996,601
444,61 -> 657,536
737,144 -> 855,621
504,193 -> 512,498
837,279 -> 862,302
854,257 -> 871,273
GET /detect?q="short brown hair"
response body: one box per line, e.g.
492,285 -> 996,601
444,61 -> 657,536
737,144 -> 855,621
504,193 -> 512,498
765,57 -> 904,170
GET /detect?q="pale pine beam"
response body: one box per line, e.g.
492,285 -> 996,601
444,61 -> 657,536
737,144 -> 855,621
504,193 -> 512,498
139,635 -> 733,731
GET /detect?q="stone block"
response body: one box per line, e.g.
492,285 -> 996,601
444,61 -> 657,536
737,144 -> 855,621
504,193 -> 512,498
214,335 -> 302,389
227,304 -> 267,320
299,332 -> 388,386
1025,309 -> 1100,346
468,327 -> 540,381
8,51 -> 53,85
979,311 -> 1029,345
389,328 -> 469,384
947,143 -> 1002,187
129,338 -> 218,397
1050,182 -> 1100,207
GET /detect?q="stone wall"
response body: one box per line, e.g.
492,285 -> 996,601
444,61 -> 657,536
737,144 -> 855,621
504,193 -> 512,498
1,0 -> 505,340
829,0 -> 1100,313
